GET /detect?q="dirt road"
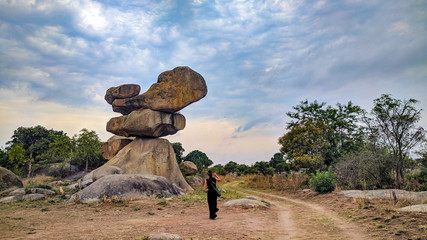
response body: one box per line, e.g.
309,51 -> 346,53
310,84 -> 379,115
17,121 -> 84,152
239,189 -> 370,239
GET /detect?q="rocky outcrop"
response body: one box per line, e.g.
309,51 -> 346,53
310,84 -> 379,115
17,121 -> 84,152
79,66 -> 206,201
106,109 -> 185,137
33,163 -> 80,178
98,138 -> 192,190
101,135 -> 134,160
179,161 -> 198,176
105,84 -> 141,104
111,67 -> 207,114
0,167 -> 23,191
337,190 -> 427,202
69,174 -> 184,203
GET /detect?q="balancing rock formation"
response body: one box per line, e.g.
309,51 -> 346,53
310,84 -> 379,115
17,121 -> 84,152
98,66 -> 207,192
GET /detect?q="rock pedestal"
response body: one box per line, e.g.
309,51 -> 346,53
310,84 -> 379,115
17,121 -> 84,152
74,66 -> 206,201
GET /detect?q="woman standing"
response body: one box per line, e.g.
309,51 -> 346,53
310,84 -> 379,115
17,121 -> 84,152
204,170 -> 221,220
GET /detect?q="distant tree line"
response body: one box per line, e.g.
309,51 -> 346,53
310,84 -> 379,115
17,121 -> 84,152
0,126 -> 105,178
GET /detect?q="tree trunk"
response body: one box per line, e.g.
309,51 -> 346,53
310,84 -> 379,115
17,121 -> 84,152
27,151 -> 33,179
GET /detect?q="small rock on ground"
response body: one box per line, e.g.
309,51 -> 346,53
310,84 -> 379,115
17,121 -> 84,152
149,233 -> 183,240
31,188 -> 56,196
22,194 -> 45,201
224,198 -> 269,208
396,204 -> 427,213
0,195 -> 22,203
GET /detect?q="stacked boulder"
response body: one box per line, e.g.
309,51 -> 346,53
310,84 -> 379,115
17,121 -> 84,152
77,67 -> 206,202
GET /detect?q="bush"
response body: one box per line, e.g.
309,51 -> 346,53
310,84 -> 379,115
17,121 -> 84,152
310,170 -> 336,194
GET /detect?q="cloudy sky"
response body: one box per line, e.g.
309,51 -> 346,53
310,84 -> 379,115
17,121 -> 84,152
0,0 -> 426,165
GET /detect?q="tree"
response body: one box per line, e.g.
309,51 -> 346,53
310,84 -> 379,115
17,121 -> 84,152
171,142 -> 185,164
279,119 -> 332,172
254,161 -> 275,176
7,144 -> 27,176
7,125 -> 64,177
363,94 -> 425,188
224,161 -> 238,173
283,100 -> 364,166
39,134 -> 74,164
269,153 -> 289,173
72,129 -> 104,171
0,148 -> 11,170
210,164 -> 226,175
184,150 -> 213,170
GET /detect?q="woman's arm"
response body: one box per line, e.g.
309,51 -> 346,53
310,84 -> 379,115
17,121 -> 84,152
214,173 -> 221,182
204,179 -> 207,190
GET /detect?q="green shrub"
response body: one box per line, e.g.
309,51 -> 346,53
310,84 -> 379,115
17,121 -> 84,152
310,170 -> 336,194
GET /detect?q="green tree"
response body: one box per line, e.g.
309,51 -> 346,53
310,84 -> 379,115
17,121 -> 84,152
224,161 -> 238,173
7,125 -> 64,177
184,150 -> 213,170
0,148 -> 11,170
254,161 -> 275,176
72,129 -> 104,171
284,100 -> 364,166
39,134 -> 74,164
237,164 -> 250,175
7,144 -> 27,176
171,142 -> 185,164
279,119 -> 332,172
269,153 -> 289,173
363,94 -> 425,188
210,164 -> 226,175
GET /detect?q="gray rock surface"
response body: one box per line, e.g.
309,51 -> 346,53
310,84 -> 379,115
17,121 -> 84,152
33,162 -> 80,177
105,84 -> 141,104
224,197 -> 270,209
96,138 -> 192,191
106,109 -> 185,138
149,233 -> 184,240
187,175 -> 204,187
0,195 -> 22,203
22,194 -> 45,201
179,161 -> 198,176
112,66 -> 207,114
101,135 -> 134,160
0,167 -> 23,191
69,174 -> 185,203
10,188 -> 25,196
337,189 -> 427,201
397,204 -> 427,213
31,188 -> 56,196
92,165 -> 123,182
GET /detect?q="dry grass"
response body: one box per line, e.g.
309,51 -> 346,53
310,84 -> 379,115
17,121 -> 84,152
23,175 -> 56,186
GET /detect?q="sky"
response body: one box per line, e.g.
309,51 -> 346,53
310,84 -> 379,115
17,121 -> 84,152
0,0 -> 426,165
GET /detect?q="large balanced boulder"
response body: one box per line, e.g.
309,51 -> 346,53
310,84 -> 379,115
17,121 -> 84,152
105,84 -> 141,104
101,135 -> 134,160
112,66 -> 207,114
0,167 -> 23,191
106,109 -> 185,137
69,174 -> 184,203
179,161 -> 198,176
94,138 -> 192,191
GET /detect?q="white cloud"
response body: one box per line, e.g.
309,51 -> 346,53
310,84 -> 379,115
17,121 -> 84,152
0,84 -> 112,147
1,66 -> 55,87
388,21 -> 409,35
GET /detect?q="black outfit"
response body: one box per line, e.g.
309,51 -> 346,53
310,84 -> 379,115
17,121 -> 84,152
206,177 -> 219,219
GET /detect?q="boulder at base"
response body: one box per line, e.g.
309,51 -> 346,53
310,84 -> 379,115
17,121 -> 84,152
69,174 -> 184,203
95,137 -> 192,191
101,135 -> 134,160
106,109 -> 185,138
112,66 -> 207,114
224,197 -> 270,209
0,167 -> 23,191
179,161 -> 198,176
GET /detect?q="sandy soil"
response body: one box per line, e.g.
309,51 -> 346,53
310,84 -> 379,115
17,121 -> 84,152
1,185 -> 426,239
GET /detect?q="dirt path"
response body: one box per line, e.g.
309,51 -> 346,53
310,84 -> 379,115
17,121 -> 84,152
234,188 -> 370,240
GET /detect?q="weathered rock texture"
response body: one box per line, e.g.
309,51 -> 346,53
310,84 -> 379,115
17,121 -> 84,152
224,197 -> 270,209
0,167 -> 23,191
92,165 -> 123,182
337,189 -> 427,202
70,174 -> 184,203
106,109 -> 185,137
112,67 -> 207,114
97,138 -> 192,191
101,135 -> 134,160
179,161 -> 198,176
105,84 -> 141,104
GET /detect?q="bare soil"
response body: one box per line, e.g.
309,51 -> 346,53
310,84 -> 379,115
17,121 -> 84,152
0,184 -> 426,239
